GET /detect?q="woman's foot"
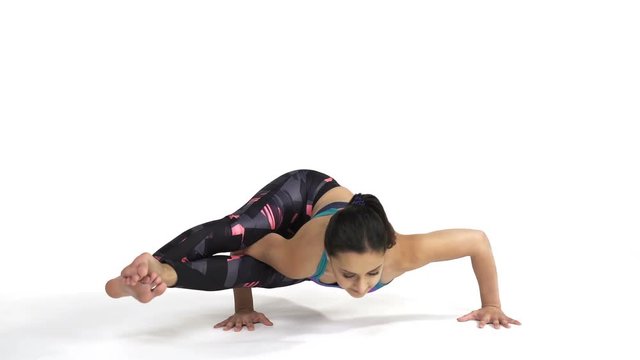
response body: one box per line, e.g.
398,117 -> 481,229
105,276 -> 167,303
120,252 -> 165,286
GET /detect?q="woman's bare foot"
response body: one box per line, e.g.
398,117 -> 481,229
120,253 -> 165,286
105,276 -> 167,303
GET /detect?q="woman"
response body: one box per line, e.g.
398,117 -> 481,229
106,169 -> 520,331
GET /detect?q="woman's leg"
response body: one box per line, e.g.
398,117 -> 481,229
106,252 -> 303,300
164,253 -> 306,291
113,169 -> 339,296
154,169 -> 329,263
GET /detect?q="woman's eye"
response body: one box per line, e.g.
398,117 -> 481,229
343,272 -> 379,278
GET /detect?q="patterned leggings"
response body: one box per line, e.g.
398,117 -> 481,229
153,169 -> 340,291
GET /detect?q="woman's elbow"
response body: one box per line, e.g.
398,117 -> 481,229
471,229 -> 491,254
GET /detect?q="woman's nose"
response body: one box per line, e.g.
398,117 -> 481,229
355,279 -> 368,293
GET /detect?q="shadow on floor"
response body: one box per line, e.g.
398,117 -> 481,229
0,290 -> 456,359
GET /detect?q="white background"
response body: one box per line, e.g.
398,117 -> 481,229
1,1 -> 638,359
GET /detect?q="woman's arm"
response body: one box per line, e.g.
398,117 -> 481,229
399,229 -> 520,328
213,251 -> 274,332
233,287 -> 255,313
213,288 -> 274,332
403,229 -> 501,307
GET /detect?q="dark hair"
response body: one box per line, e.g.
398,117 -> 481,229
324,193 -> 396,256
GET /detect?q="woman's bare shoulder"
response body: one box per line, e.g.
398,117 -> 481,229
282,218 -> 331,278
380,233 -> 414,281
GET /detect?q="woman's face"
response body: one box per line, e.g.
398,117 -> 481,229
329,250 -> 385,298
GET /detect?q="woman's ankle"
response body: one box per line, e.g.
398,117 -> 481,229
161,263 -> 178,287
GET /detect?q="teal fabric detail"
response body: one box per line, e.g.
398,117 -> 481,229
310,251 -> 328,280
312,207 -> 341,218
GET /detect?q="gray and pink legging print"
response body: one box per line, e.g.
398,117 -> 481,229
153,169 -> 340,291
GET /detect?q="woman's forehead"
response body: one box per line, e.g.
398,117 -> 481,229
331,251 -> 384,272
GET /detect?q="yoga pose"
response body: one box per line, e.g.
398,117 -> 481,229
106,169 -> 520,331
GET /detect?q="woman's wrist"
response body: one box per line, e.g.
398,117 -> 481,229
481,304 -> 501,309
235,306 -> 255,313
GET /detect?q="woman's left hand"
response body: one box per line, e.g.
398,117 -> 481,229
457,306 -> 521,329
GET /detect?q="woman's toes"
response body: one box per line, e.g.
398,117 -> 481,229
148,272 -> 158,283
150,276 -> 162,290
144,272 -> 159,285
152,282 -> 167,296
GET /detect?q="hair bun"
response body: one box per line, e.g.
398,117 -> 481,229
352,194 -> 366,206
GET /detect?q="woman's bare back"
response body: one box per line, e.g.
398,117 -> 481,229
294,186 -> 406,284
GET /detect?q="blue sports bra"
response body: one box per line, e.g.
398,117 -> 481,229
307,202 -> 390,293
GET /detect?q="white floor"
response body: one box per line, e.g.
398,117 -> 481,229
0,287 -> 508,360
2,261 -> 637,360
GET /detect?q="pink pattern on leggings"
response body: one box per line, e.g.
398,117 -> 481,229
261,204 -> 276,230
231,223 -> 246,246
243,281 -> 260,287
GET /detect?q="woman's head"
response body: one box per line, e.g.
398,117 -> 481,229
324,193 -> 396,297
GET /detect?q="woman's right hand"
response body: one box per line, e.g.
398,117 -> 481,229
213,310 -> 274,332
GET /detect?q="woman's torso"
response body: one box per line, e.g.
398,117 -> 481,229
306,186 -> 404,285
